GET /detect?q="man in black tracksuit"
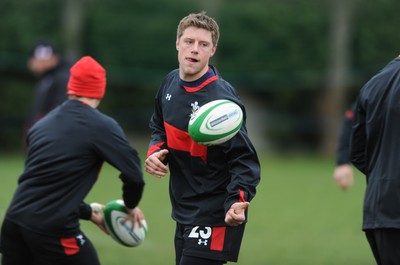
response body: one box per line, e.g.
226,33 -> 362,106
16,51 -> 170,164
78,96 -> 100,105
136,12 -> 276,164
351,56 -> 400,265
25,41 -> 72,133
0,56 -> 145,265
145,12 -> 260,265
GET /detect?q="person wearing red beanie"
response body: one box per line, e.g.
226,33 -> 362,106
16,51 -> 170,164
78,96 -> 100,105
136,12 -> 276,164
67,56 -> 106,99
1,56 -> 146,265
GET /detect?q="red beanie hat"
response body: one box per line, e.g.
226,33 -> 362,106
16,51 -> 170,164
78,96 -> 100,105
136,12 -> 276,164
67,56 -> 106,99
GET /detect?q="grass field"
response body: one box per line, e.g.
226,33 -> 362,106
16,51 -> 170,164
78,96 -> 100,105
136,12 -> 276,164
0,151 -> 376,265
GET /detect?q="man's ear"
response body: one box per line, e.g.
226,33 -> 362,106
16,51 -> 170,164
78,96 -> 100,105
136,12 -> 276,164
210,45 -> 217,57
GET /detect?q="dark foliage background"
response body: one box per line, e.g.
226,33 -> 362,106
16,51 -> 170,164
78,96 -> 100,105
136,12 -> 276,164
1,0 -> 400,153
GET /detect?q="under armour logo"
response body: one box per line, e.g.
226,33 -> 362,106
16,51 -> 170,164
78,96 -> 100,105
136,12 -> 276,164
189,226 -> 211,246
166,94 -> 172,101
198,239 -> 208,246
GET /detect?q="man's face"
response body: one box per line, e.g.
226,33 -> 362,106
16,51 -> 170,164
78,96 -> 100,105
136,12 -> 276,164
176,26 -> 216,82
28,55 -> 58,77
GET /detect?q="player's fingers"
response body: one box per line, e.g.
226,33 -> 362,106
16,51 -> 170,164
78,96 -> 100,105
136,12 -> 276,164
158,149 -> 169,160
232,202 -> 250,212
336,175 -> 353,191
224,212 -> 234,226
146,156 -> 168,171
145,159 -> 168,177
125,207 -> 144,231
121,214 -> 137,231
151,168 -> 168,178
239,202 -> 250,209
225,207 -> 246,226
146,167 -> 167,178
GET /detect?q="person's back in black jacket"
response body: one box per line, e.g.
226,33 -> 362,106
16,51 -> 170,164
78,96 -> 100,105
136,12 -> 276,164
351,56 -> 400,264
1,56 -> 145,265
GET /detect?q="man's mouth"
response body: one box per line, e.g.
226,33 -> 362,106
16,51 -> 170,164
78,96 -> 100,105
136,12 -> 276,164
186,57 -> 199,63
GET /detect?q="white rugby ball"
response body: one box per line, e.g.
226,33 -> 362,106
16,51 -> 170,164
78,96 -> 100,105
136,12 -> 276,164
103,200 -> 148,247
188,99 -> 243,145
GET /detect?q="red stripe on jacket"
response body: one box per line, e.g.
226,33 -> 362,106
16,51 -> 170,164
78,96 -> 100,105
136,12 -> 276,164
239,190 -> 245,202
182,75 -> 219,93
164,122 -> 207,162
147,142 -> 165,157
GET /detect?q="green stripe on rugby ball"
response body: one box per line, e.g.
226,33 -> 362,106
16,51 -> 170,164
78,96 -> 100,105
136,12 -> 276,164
188,99 -> 243,145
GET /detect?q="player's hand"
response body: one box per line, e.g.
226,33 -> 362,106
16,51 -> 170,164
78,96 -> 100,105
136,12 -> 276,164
89,203 -> 109,234
225,202 -> 250,226
145,149 -> 169,178
333,164 -> 354,191
125,206 -> 144,231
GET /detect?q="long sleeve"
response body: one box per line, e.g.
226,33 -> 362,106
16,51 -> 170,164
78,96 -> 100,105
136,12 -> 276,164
93,117 -> 145,209
350,97 -> 367,174
336,103 -> 355,165
147,88 -> 168,157
223,123 -> 261,213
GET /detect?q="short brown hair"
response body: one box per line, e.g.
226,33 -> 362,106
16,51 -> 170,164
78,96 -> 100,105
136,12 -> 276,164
177,11 -> 220,47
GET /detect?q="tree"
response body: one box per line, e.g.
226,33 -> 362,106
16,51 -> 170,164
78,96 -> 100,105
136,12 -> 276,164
319,0 -> 357,156
61,0 -> 90,58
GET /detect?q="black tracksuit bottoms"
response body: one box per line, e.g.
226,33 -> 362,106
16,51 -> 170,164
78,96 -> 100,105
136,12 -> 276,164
365,228 -> 400,265
0,219 -> 100,265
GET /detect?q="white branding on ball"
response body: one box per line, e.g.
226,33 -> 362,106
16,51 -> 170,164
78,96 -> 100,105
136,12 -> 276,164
119,219 -> 141,242
188,99 -> 243,145
210,114 -> 229,127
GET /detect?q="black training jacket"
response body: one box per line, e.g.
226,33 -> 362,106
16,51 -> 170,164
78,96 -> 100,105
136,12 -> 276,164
148,66 -> 261,226
6,100 -> 145,237
351,57 -> 400,230
28,58 -> 71,126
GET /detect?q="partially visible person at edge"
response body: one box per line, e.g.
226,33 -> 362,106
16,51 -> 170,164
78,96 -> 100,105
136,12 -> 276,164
351,55 -> 400,265
145,11 -> 261,265
0,56 -> 145,265
23,41 -> 72,150
333,102 -> 356,191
